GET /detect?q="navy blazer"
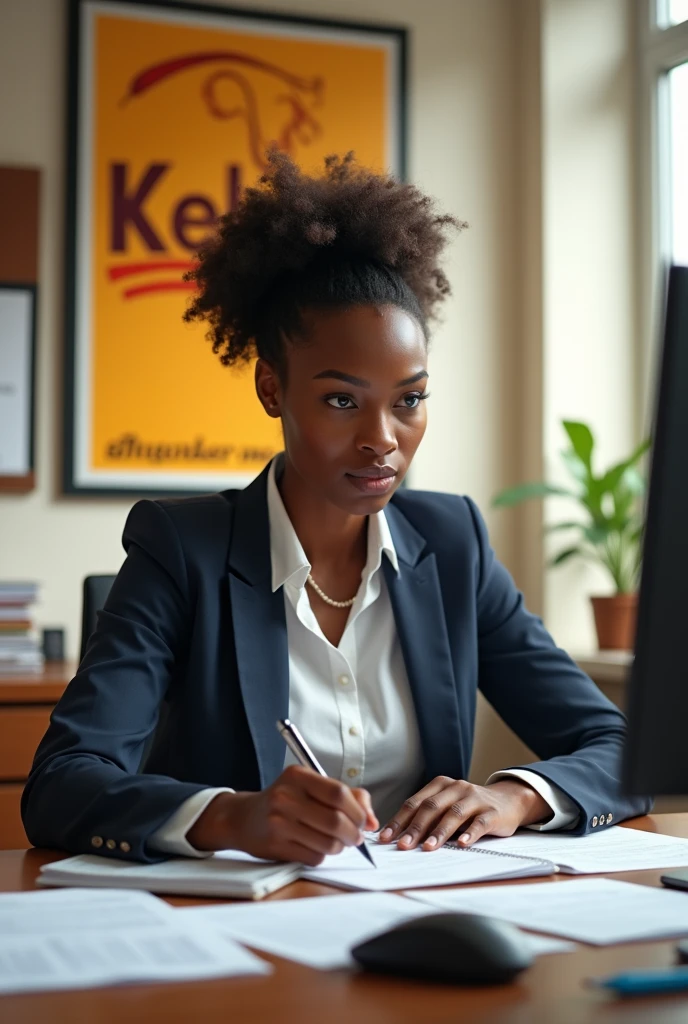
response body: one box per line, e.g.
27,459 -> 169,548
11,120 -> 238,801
22,463 -> 651,861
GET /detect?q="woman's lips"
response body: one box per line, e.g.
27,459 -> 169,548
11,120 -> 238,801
345,471 -> 397,495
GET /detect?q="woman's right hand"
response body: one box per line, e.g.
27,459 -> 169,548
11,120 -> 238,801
186,765 -> 378,866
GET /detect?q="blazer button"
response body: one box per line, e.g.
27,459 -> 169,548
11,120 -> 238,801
119,841 -> 131,854
91,835 -> 104,848
599,813 -> 605,826
105,839 -> 116,850
606,813 -> 613,824
591,816 -> 598,827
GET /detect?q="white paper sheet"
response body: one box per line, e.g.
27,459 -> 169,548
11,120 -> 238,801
0,887 -> 175,935
0,888 -> 269,994
300,835 -> 554,891
405,878 -> 688,945
473,826 -> 688,874
180,891 -> 572,969
0,926 -> 270,994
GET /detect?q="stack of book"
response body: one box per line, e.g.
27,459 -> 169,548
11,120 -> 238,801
0,581 -> 43,674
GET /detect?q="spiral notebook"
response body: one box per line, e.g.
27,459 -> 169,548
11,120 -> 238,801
38,834 -> 555,900
300,833 -> 557,891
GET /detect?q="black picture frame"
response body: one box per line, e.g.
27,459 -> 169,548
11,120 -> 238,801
63,0 -> 408,496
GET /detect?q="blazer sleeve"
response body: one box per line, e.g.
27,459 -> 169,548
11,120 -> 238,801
465,496 -> 652,834
21,500 -> 211,863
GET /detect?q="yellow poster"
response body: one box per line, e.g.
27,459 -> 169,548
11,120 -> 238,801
66,0 -> 405,494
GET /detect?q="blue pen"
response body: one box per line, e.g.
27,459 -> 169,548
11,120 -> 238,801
589,966 -> 688,997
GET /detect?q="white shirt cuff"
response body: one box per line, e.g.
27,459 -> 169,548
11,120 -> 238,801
148,787 -> 234,857
485,769 -> 580,831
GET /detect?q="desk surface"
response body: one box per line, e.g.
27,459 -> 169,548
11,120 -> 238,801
0,661 -> 73,704
3,815 -> 688,1023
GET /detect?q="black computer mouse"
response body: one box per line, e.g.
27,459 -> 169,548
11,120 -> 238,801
351,912 -> 534,985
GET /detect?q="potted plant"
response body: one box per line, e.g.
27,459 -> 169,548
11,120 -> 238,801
492,421 -> 650,650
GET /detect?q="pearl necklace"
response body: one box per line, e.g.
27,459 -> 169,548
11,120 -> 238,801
306,573 -> 357,608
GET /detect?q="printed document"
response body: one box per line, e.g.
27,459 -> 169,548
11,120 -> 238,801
0,887 -> 269,994
406,878 -> 688,945
473,826 -> 688,873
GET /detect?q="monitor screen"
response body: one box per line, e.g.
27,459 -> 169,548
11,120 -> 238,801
624,264 -> 688,796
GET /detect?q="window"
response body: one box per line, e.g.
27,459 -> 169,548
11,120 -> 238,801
666,0 -> 688,27
668,61 -> 688,263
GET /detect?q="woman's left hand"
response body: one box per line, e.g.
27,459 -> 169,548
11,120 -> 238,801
378,777 -> 552,851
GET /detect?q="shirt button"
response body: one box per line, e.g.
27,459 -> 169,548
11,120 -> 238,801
105,839 -> 116,850
339,674 -> 350,686
349,725 -> 359,736
347,767 -> 359,778
91,836 -> 103,848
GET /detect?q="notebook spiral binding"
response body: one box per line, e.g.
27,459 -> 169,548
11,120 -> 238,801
448,843 -> 553,867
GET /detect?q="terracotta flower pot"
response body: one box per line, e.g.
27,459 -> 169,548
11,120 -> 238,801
590,593 -> 638,651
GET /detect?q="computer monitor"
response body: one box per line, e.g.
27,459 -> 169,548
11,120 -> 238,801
624,265 -> 688,809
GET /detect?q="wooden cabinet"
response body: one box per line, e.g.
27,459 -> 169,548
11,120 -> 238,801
0,664 -> 71,849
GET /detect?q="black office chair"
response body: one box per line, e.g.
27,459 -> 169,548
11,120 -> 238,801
79,574 -> 116,662
79,572 -> 167,771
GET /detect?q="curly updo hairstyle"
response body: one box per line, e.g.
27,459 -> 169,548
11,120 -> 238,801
184,150 -> 466,378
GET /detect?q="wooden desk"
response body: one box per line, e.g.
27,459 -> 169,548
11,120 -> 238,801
0,662 -> 72,849
2,814 -> 688,1023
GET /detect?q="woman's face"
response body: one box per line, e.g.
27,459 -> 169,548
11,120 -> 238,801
255,303 -> 428,515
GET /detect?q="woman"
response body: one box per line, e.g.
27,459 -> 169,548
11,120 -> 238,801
23,152 -> 650,864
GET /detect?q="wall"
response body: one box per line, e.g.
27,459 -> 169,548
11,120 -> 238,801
0,0 -> 522,662
541,0 -> 639,653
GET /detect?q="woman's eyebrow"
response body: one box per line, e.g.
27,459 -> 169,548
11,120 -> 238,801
397,370 -> 429,387
313,370 -> 370,387
312,369 -> 429,388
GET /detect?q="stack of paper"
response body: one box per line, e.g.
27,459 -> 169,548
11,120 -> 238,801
0,580 -> 43,674
0,888 -> 269,995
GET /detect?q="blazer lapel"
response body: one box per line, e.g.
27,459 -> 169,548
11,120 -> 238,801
383,502 -> 466,782
228,465 -> 290,788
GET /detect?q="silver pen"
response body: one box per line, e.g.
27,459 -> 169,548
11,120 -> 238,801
276,718 -> 376,867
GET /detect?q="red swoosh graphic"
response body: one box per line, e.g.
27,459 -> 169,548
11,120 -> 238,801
123,51 -> 321,103
123,281 -> 196,300
108,261 -> 194,281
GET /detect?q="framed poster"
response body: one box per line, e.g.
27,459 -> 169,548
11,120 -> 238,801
64,0 -> 407,495
0,284 -> 37,493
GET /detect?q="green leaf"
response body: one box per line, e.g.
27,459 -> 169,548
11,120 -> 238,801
544,520 -> 585,533
622,466 -> 646,496
549,546 -> 583,567
560,449 -> 588,484
599,462 -> 631,497
562,422 -> 595,471
599,440 -> 650,498
583,525 -> 611,546
581,475 -> 605,521
492,482 -> 576,508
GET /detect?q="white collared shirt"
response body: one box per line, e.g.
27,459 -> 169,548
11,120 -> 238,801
150,459 -> 578,856
267,456 -> 425,821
